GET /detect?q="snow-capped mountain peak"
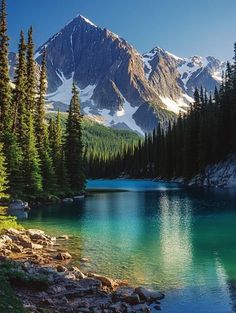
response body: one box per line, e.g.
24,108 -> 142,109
31,15 -> 226,134
77,15 -> 97,28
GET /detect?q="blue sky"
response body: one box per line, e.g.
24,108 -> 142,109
7,0 -> 236,60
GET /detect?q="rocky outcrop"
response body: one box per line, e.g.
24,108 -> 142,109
188,155 -> 236,188
7,200 -> 31,220
0,228 -> 165,312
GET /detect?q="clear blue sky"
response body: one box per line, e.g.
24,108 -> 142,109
7,0 -> 236,60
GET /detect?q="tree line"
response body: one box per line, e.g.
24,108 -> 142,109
0,0 -> 85,199
91,44 -> 236,180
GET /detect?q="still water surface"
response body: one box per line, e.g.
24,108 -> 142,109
22,180 -> 236,313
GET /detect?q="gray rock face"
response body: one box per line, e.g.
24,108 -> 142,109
32,15 -> 225,134
34,16 -> 173,133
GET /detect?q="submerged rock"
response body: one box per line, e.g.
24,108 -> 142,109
57,235 -> 69,240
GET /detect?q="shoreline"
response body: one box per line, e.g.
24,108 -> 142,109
0,227 -> 164,313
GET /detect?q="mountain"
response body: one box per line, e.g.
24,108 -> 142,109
34,15 -> 226,134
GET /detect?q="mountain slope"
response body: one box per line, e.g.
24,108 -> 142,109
34,15 -> 225,134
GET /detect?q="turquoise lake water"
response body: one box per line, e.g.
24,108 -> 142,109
22,180 -> 236,313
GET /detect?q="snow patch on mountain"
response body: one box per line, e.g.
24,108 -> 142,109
177,56 -> 226,90
160,96 -> 190,114
165,50 -> 183,61
99,98 -> 144,135
34,44 -> 48,60
83,96 -> 144,135
47,69 -> 97,106
142,53 -> 155,80
178,57 -> 207,89
80,84 -> 97,102
47,71 -> 74,104
77,15 -> 97,28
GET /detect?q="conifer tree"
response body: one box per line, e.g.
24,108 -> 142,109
0,142 -> 8,198
0,0 -> 11,130
26,26 -> 36,113
48,111 -> 67,190
0,1 -> 24,196
13,31 -> 27,139
35,50 -> 56,193
23,112 -> 42,196
65,83 -> 86,192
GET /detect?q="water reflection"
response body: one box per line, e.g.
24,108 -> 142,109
159,193 -> 193,288
23,180 -> 236,313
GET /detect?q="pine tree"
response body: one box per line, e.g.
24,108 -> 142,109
13,31 -> 27,140
0,0 -> 11,131
0,1 -> 24,197
35,50 -> 56,193
0,142 -> 8,198
65,83 -> 86,192
26,26 -> 36,113
23,112 -> 42,196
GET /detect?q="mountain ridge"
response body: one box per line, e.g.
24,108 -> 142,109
13,15 -> 226,134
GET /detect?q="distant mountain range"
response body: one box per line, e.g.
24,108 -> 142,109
10,15 -> 226,134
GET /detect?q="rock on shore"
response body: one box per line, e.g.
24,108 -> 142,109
188,154 -> 236,188
0,228 -> 164,312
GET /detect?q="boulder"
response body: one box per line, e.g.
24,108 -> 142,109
88,273 -> 116,288
0,235 -> 13,244
56,252 -> 72,260
124,294 -> 141,305
31,243 -> 44,250
26,229 -> 46,240
5,228 -> 22,236
8,200 -> 28,210
62,198 -> 73,204
0,240 -> 6,249
134,287 -> 165,301
78,278 -> 102,290
57,265 -> 67,272
10,244 -> 23,253
18,235 -> 34,248
68,266 -> 86,279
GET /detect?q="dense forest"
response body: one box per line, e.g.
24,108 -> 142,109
92,45 -> 236,180
0,0 -> 85,199
1,0 -> 235,198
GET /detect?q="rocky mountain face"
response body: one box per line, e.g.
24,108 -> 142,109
32,15 -> 226,134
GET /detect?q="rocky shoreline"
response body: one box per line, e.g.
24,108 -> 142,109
0,228 -> 164,313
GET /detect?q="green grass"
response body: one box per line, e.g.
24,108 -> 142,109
0,207 -> 23,233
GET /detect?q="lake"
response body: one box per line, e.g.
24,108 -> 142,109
22,179 -> 236,313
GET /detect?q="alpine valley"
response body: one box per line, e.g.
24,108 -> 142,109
11,15 -> 226,134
